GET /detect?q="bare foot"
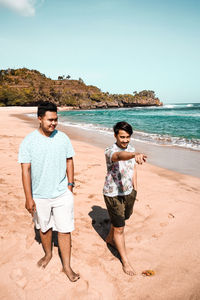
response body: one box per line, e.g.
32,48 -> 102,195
122,261 -> 136,276
37,254 -> 52,268
63,267 -> 80,282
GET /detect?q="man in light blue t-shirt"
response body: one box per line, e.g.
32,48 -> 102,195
18,101 -> 79,282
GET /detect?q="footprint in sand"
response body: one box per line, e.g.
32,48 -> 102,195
71,278 -> 102,299
10,268 -> 23,281
71,278 -> 89,295
145,204 -> 152,210
74,172 -> 80,176
160,222 -> 168,227
0,178 -> 6,184
76,179 -> 86,184
16,277 -> 27,289
152,232 -> 163,239
135,236 -> 142,243
10,268 -> 27,289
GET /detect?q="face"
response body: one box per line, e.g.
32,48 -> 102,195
115,130 -> 131,149
38,111 -> 58,136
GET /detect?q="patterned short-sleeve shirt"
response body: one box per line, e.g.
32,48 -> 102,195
103,143 -> 135,197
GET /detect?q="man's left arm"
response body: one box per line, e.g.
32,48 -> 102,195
66,157 -> 74,193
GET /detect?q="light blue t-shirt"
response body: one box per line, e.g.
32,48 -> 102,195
18,129 -> 75,199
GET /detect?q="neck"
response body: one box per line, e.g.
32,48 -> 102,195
38,127 -> 53,137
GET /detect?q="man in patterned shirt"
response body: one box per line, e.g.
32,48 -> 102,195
103,121 -> 146,276
18,101 -> 79,282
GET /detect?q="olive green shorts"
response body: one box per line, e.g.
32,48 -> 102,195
104,189 -> 137,228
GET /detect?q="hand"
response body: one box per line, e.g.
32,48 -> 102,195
134,153 -> 147,164
68,186 -> 73,193
25,198 -> 36,217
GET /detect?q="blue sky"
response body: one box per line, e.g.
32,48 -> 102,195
0,0 -> 200,103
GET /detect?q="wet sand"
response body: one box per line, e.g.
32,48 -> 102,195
58,124 -> 200,178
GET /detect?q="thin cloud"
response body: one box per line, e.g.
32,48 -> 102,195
0,0 -> 41,16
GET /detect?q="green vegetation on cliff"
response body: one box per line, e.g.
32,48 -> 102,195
0,68 -> 162,108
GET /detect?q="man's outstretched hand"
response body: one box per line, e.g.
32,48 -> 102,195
135,153 -> 147,164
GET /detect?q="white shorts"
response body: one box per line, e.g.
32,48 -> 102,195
33,190 -> 74,233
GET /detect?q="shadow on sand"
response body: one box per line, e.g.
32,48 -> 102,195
34,227 -> 59,247
34,228 -> 65,264
88,205 -> 121,260
34,206 -> 121,261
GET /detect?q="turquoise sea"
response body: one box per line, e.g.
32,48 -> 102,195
58,103 -> 200,151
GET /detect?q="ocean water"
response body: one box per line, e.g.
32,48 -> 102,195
58,103 -> 200,151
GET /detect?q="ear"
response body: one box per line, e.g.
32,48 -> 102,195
38,116 -> 42,124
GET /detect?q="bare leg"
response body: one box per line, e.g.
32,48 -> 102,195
106,224 -> 115,247
38,229 -> 53,268
113,226 -> 136,276
58,232 -> 80,282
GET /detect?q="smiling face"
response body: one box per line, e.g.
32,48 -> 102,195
115,129 -> 131,149
38,111 -> 58,136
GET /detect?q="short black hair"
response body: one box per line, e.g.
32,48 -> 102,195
37,101 -> 57,117
113,121 -> 133,136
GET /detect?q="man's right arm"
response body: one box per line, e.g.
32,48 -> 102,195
112,151 -> 147,164
21,163 -> 36,216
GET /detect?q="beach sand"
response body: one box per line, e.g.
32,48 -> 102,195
0,107 -> 200,300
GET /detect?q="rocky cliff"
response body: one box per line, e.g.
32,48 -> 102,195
0,68 -> 162,108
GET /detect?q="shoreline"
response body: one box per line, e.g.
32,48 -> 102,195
59,123 -> 200,178
1,107 -> 200,299
15,109 -> 200,178
56,103 -> 200,153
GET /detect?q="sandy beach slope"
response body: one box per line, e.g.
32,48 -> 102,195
0,107 -> 200,300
